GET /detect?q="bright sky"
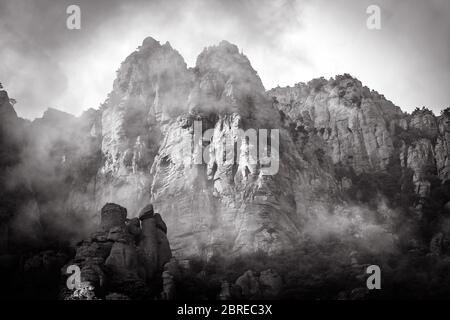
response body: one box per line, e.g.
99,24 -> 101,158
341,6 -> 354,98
1,0 -> 449,119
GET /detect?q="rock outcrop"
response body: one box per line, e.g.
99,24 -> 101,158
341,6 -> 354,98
95,37 -> 192,215
269,75 -> 404,173
270,77 -> 450,218
63,203 -> 172,299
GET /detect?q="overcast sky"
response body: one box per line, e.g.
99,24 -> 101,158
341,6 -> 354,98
0,0 -> 449,119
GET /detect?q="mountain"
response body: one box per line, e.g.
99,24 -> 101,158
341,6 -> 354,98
94,38 -> 342,258
1,37 -> 450,299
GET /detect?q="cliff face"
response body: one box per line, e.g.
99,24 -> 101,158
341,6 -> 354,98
96,38 -> 193,215
269,76 -> 450,202
1,39 -> 450,263
269,75 -> 404,174
96,39 -> 338,258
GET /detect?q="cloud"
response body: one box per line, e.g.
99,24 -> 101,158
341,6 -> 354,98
0,0 -> 449,119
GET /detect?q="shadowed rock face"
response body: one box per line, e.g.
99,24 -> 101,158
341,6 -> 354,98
139,204 -> 172,274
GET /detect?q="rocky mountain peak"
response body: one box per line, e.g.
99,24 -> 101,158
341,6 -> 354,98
189,41 -> 275,126
141,36 -> 161,49
195,41 -> 264,91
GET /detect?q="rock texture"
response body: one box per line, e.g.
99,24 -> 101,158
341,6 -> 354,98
62,203 -> 172,299
94,38 -> 340,258
1,39 -> 450,299
269,75 -> 403,173
95,37 -> 192,215
270,77 -> 450,215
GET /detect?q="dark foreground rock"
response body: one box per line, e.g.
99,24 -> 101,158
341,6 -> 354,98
62,203 -> 173,300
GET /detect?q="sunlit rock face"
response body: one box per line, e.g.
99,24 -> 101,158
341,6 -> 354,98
96,37 -> 193,215
269,77 -> 450,205
96,39 -> 338,258
405,138 -> 435,197
269,74 -> 404,174
151,42 -> 313,257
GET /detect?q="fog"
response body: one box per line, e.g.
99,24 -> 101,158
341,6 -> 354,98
0,0 -> 449,119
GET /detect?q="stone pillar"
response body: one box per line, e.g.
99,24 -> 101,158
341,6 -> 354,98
138,204 -> 172,279
100,203 -> 127,231
139,204 -> 159,279
154,213 -> 172,269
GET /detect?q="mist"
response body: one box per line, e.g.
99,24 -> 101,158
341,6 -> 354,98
0,0 -> 449,119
